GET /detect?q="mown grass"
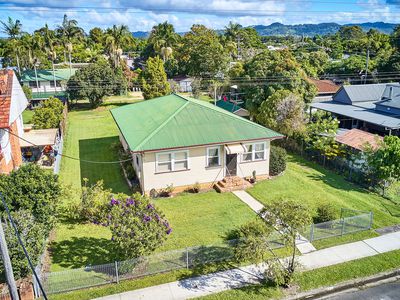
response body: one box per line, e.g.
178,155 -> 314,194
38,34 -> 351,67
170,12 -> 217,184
248,154 -> 400,229
22,109 -> 34,124
155,191 -> 257,251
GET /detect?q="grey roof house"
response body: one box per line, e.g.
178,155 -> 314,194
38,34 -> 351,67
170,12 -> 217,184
311,83 -> 400,136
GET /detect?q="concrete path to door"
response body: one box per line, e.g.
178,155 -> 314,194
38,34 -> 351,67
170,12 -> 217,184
232,190 -> 317,254
94,231 -> 400,300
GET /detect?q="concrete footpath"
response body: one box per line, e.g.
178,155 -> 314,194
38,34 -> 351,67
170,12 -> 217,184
232,190 -> 317,254
94,231 -> 400,300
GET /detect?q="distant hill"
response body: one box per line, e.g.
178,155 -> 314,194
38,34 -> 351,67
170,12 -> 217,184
252,22 -> 398,36
132,21 -> 398,38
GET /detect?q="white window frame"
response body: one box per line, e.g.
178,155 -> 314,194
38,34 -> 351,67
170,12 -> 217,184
242,142 -> 267,162
155,150 -> 190,173
206,146 -> 221,167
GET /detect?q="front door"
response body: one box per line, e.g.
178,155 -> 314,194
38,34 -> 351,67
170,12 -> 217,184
226,154 -> 237,176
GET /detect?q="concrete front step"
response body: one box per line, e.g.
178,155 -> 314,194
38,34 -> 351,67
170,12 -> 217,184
214,176 -> 252,193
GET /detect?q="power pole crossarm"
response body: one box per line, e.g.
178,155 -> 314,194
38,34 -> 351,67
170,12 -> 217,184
0,220 -> 19,300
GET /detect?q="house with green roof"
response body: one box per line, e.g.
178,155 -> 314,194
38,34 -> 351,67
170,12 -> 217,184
20,68 -> 77,103
216,99 -> 250,118
111,94 -> 283,194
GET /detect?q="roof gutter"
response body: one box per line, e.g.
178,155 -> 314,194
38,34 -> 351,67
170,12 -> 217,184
129,135 -> 285,154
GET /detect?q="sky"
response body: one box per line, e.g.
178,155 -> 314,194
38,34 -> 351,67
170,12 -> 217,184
1,0 -> 400,33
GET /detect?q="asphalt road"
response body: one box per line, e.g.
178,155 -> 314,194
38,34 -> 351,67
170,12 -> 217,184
327,281 -> 400,300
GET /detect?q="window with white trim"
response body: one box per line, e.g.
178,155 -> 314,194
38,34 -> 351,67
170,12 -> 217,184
206,147 -> 220,167
242,142 -> 266,162
156,150 -> 189,173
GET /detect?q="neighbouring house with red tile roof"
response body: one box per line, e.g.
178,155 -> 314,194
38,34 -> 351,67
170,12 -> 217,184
336,129 -> 383,151
0,69 -> 28,174
309,78 -> 340,96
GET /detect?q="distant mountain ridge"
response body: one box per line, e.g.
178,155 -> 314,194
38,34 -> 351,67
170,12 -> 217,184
132,21 -> 398,38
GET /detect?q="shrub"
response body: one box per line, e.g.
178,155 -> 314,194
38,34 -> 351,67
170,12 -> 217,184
159,184 -> 174,197
269,146 -> 287,176
0,164 -> 61,233
32,97 -> 64,129
313,203 -> 338,223
231,220 -> 272,263
81,179 -> 112,223
1,210 -> 46,280
107,193 -> 171,259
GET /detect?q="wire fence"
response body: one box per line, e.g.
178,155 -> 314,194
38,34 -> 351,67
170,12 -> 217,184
33,211 -> 373,296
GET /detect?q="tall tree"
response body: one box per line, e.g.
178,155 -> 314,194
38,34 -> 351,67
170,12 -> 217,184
180,25 -> 228,77
257,90 -> 305,137
140,56 -> 171,100
56,14 -> 84,63
105,25 -> 131,68
67,60 -> 127,107
243,49 -> 317,115
148,22 -> 179,60
38,24 -> 58,92
0,17 -> 23,73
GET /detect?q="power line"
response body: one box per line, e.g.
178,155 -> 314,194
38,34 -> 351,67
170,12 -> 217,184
2,128 -> 133,164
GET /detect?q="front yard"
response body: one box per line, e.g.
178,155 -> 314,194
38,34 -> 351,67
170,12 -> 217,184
248,154 -> 400,229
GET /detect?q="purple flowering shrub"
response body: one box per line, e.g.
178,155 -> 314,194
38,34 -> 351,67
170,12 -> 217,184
106,193 -> 172,259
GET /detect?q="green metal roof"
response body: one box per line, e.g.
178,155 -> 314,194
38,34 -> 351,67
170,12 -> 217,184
31,91 -> 68,100
21,68 -> 77,82
216,100 -> 246,113
111,94 -> 283,152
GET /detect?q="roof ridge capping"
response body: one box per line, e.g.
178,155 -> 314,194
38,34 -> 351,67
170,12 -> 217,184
134,94 -> 190,150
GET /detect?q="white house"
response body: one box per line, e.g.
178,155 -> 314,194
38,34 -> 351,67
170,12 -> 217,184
111,94 -> 283,194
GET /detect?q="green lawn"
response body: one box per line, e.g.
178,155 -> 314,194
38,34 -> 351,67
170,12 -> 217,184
50,191 -> 257,271
155,192 -> 257,251
59,101 -> 131,196
22,109 -> 34,124
248,155 -> 400,229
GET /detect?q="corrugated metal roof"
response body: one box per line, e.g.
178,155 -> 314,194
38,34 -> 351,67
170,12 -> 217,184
21,69 -> 77,82
335,84 -> 388,103
216,100 -> 243,113
111,94 -> 283,152
311,101 -> 400,129
336,128 -> 382,151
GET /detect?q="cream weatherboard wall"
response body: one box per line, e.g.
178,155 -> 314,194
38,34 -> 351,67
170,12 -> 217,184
137,140 -> 270,193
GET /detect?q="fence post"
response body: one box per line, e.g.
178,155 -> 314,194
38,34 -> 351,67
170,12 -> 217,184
341,217 -> 346,236
310,223 -> 314,242
368,212 -> 374,229
115,261 -> 119,284
186,248 -> 189,269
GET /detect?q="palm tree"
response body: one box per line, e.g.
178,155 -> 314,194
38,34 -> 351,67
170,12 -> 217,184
39,24 -> 58,93
148,22 -> 179,58
56,14 -> 84,68
224,22 -> 242,41
105,25 -> 131,68
0,17 -> 23,73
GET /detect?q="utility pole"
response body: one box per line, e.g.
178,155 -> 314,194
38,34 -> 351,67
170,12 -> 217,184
0,219 -> 19,300
237,35 -> 242,60
364,48 -> 370,84
214,82 -> 217,106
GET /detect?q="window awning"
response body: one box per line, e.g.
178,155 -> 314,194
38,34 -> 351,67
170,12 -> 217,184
225,143 -> 246,154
